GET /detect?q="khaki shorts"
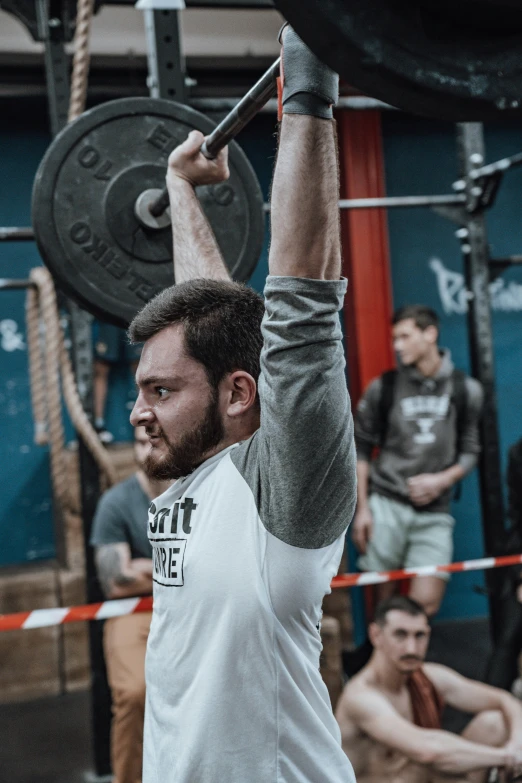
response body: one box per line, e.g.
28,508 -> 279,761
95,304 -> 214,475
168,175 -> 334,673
357,493 -> 455,581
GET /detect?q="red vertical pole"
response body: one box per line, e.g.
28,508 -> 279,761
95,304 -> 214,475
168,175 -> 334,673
338,111 -> 396,614
337,111 -> 395,403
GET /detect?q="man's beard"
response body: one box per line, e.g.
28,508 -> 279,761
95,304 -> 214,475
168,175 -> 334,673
143,390 -> 225,480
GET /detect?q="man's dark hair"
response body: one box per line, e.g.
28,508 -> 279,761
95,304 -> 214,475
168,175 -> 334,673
129,279 -> 265,393
392,304 -> 439,333
374,595 -> 428,626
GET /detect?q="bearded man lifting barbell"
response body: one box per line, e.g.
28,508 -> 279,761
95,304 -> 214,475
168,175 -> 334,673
128,26 -> 357,783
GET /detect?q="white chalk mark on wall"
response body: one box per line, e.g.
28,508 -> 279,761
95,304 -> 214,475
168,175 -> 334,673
0,319 -> 25,352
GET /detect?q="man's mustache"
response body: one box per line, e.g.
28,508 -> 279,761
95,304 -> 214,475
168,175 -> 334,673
146,427 -> 165,440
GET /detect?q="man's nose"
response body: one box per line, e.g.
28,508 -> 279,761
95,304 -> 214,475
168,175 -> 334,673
130,393 -> 154,427
405,636 -> 417,655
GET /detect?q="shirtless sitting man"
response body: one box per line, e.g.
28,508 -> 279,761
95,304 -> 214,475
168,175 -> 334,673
335,596 -> 522,783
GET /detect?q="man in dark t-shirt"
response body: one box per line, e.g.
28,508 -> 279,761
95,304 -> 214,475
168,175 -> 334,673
90,427 -> 171,783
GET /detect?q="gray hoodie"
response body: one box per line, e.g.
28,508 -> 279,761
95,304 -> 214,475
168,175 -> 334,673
354,350 -> 483,513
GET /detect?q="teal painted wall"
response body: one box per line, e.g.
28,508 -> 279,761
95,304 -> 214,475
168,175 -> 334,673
0,99 -> 55,565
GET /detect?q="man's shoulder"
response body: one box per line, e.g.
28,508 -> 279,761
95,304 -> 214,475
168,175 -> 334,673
91,475 -> 142,545
358,374 -> 385,405
97,474 -> 142,509
340,667 -> 383,705
415,662 -> 440,682
460,373 -> 482,395
457,374 -> 484,417
446,364 -> 480,391
421,661 -> 457,691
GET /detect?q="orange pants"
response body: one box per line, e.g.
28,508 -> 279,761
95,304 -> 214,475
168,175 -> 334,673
103,612 -> 152,783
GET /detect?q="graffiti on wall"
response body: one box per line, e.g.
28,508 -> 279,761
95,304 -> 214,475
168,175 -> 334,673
430,258 -> 522,315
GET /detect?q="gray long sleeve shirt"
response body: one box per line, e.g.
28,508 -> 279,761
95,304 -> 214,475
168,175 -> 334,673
355,350 -> 483,513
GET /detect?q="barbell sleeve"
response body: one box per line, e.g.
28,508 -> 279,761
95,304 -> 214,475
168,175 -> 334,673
0,227 -> 35,241
148,57 -> 280,219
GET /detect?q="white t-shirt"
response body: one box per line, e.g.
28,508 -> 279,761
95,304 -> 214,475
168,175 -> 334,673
143,276 -> 357,783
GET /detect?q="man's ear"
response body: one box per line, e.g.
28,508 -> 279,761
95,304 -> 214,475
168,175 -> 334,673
221,371 -> 257,418
368,622 -> 380,648
424,324 -> 439,345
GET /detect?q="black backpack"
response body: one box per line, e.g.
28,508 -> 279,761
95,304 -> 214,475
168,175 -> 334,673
376,367 -> 469,454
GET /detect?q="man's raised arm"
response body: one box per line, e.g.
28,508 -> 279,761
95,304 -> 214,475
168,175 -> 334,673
268,29 -> 341,281
269,116 -> 340,280
250,28 -> 356,550
166,130 -> 231,283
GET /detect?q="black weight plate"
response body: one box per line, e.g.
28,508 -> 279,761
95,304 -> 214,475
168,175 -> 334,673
274,0 -> 522,122
32,97 -> 265,327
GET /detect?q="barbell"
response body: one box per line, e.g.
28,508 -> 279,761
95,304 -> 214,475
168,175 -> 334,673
32,2 -> 522,326
32,61 -> 279,327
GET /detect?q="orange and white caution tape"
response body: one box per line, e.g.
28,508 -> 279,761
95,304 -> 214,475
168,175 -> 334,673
332,553 -> 522,589
0,596 -> 153,632
1,554 -> 521,633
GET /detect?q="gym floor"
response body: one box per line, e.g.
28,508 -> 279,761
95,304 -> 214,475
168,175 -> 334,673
0,617 -> 491,783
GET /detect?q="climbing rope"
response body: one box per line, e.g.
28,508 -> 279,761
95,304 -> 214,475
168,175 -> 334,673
26,270 -> 69,506
26,268 -> 118,497
68,0 -> 95,123
26,280 -> 49,447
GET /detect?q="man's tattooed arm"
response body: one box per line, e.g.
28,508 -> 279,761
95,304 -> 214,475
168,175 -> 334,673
95,543 -> 153,599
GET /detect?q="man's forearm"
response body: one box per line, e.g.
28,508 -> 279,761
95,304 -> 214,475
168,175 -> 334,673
109,565 -> 153,599
499,692 -> 522,744
438,463 -> 467,491
269,116 -> 341,281
356,460 -> 370,508
96,545 -> 153,599
167,177 -> 231,283
437,454 -> 478,490
424,729 -> 509,774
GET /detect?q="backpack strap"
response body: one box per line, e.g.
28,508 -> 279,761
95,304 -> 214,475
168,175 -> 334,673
451,368 -> 468,455
377,369 -> 398,447
450,368 -> 469,502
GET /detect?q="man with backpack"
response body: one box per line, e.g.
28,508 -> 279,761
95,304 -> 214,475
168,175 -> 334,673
352,305 -> 483,620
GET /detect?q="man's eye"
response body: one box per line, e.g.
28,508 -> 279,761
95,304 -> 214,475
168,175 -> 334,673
156,387 -> 169,397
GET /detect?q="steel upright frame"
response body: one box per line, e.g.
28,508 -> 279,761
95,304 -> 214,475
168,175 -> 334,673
455,123 -> 507,637
144,8 -> 187,103
36,0 -> 111,778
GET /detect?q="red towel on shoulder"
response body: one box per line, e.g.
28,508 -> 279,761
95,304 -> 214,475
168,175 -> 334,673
408,669 -> 444,729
